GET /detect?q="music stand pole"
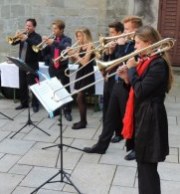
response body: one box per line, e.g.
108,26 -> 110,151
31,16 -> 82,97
31,108 -> 82,194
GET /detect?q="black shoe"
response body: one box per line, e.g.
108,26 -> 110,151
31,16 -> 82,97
32,106 -> 39,113
124,150 -> 136,160
15,105 -> 28,110
111,135 -> 123,143
64,113 -> 72,121
83,145 -> 106,154
72,121 -> 87,130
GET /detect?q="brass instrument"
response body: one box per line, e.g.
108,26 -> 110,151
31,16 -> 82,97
52,41 -> 79,64
96,37 -> 175,72
32,33 -> 55,53
99,32 -> 135,48
6,30 -> 28,44
51,37 -> 175,102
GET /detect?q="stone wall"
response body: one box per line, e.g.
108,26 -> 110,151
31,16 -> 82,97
0,0 -> 158,62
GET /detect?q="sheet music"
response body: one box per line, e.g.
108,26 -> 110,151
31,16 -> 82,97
30,77 -> 73,115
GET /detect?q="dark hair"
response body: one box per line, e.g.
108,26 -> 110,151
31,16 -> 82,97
52,19 -> 65,30
108,21 -> 124,33
26,18 -> 37,27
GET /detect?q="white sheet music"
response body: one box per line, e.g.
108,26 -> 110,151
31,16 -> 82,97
30,77 -> 73,115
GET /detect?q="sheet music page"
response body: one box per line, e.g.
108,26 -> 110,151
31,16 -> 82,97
30,77 -> 73,114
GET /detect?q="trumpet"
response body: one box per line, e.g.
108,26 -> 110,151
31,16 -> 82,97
6,30 -> 28,44
96,37 -> 175,72
32,33 -> 55,53
52,41 -> 79,64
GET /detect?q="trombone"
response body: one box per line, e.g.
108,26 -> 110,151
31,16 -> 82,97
32,33 -> 55,53
51,37 -> 175,101
99,32 -> 135,48
96,37 -> 176,72
6,30 -> 28,44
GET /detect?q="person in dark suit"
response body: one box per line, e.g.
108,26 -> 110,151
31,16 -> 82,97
119,25 -> 173,194
13,18 -> 42,113
42,19 -> 72,121
83,16 -> 142,156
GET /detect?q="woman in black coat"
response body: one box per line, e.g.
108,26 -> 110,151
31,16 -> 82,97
119,26 -> 173,194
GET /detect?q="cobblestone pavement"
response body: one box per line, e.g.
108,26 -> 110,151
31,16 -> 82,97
0,72 -> 179,194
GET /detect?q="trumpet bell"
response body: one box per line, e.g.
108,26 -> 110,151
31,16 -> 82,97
32,45 -> 40,53
6,36 -> 18,44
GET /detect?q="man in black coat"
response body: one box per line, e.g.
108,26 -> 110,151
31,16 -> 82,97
42,19 -> 72,121
13,18 -> 42,113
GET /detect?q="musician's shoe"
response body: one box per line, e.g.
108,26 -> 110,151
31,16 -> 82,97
83,144 -> 106,154
72,121 -> 87,129
15,104 -> 28,110
64,112 -> 72,121
111,135 -> 123,143
124,150 -> 136,160
32,106 -> 39,113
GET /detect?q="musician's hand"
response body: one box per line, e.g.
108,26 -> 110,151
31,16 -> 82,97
126,57 -> 138,69
46,38 -> 54,45
116,37 -> 126,45
19,34 -> 28,41
117,66 -> 129,84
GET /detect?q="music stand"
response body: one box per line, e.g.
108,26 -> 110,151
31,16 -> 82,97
7,56 -> 50,138
30,78 -> 82,194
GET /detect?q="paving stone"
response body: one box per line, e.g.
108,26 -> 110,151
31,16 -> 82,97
0,130 -> 11,141
18,149 -> 82,170
159,162 -> 180,182
20,166 -> 65,191
112,165 -> 137,187
9,164 -> 33,175
109,185 -> 138,194
0,154 -> 20,172
64,162 -> 116,194
0,139 -> 35,155
161,180 -> 180,194
100,149 -> 137,167
0,173 -> 24,194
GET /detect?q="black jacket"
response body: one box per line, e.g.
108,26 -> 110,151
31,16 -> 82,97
13,31 -> 42,70
128,56 -> 169,162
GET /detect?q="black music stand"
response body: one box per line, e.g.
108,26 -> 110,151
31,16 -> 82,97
7,56 -> 50,138
31,106 -> 82,194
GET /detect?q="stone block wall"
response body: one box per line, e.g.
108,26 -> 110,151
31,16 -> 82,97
0,0 -> 158,62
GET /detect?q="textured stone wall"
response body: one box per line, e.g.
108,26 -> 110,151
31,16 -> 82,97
0,0 -> 158,62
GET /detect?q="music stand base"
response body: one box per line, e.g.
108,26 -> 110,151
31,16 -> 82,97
30,169 -> 82,194
10,118 -> 50,139
0,112 -> 13,120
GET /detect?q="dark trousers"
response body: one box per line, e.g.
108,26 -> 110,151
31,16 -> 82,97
137,162 -> 161,194
97,81 -> 129,151
102,77 -> 115,123
19,69 -> 39,107
49,67 -> 72,114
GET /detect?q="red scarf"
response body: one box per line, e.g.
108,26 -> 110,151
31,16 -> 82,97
53,37 -> 61,69
121,55 -> 157,139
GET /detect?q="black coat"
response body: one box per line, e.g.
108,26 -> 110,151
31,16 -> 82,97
128,56 -> 169,162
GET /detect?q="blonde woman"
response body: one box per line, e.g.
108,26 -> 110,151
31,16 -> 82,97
71,27 -> 95,129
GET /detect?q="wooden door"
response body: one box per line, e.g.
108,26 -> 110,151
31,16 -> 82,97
158,0 -> 180,66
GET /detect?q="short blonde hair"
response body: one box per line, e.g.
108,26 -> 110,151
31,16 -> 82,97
122,16 -> 143,28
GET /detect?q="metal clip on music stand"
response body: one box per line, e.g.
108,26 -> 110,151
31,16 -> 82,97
7,56 -> 50,138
